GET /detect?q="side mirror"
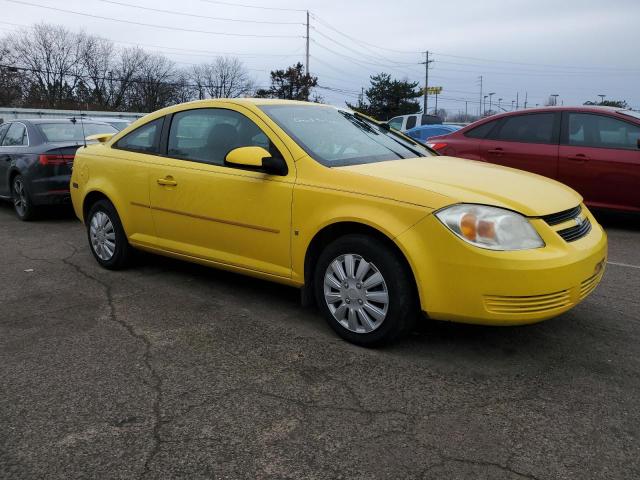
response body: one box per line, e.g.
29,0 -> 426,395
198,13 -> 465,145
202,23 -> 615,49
225,146 -> 287,176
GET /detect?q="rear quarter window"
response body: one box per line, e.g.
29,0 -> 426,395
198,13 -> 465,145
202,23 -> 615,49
464,120 -> 499,139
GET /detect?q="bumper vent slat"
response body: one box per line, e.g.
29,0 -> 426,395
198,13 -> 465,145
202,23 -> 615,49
540,205 -> 582,226
484,290 -> 572,314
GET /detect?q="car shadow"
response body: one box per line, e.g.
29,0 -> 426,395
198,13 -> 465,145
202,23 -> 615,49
592,208 -> 640,231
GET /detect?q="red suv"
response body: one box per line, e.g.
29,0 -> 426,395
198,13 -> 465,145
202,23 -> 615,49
428,106 -> 640,212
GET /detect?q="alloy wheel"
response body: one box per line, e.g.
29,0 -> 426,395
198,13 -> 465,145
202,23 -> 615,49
323,253 -> 389,333
13,178 -> 27,217
89,211 -> 117,261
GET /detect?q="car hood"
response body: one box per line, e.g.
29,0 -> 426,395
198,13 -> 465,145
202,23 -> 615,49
337,156 -> 582,216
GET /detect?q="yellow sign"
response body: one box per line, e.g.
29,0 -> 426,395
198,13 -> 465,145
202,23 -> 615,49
425,86 -> 443,95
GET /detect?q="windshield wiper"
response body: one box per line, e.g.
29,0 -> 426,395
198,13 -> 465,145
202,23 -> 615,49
351,111 -> 429,157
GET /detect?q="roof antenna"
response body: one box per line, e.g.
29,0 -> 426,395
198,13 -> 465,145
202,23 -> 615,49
79,110 -> 87,148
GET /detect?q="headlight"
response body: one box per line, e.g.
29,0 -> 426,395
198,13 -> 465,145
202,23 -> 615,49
435,204 -> 544,251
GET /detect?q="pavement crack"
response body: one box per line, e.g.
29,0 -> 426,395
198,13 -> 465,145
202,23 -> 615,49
435,454 -> 544,480
61,243 -> 163,479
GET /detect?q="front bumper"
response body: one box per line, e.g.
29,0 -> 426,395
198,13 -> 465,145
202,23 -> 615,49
397,205 -> 607,325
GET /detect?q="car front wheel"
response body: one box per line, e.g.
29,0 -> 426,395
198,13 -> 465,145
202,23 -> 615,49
314,234 -> 417,347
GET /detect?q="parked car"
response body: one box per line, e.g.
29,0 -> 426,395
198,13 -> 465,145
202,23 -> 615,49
387,113 -> 442,132
427,106 -> 640,213
0,118 -> 118,220
70,99 -> 606,346
406,124 -> 462,142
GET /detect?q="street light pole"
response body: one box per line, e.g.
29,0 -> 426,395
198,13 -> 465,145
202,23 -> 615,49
488,92 -> 495,114
598,94 -> 606,105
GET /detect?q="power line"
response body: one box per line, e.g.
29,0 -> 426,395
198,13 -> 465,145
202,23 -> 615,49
309,13 -> 419,55
4,0 -> 302,38
311,40 -> 421,78
310,25 -> 418,67
93,0 -> 304,25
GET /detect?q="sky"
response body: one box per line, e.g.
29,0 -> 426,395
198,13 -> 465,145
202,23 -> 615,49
1,0 -> 639,115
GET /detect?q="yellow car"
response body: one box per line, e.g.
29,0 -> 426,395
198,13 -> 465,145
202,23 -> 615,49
70,99 -> 607,346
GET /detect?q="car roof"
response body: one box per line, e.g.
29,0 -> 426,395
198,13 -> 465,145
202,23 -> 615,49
7,118 -> 113,125
477,105 -> 622,121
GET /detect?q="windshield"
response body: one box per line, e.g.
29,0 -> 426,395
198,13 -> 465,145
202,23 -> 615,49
618,110 -> 640,121
260,105 -> 432,167
38,122 -> 118,142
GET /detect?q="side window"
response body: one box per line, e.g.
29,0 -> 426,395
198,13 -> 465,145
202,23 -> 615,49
0,124 -> 10,145
566,113 -> 640,150
464,120 -> 499,139
167,108 -> 276,166
114,118 -> 163,153
388,117 -> 403,130
405,115 -> 417,130
2,123 -> 27,146
495,113 -> 555,144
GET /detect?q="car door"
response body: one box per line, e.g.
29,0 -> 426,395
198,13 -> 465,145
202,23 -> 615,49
147,105 -> 295,279
0,123 -> 11,196
0,122 -> 29,196
558,111 -> 640,211
109,117 -> 165,244
478,112 -> 560,179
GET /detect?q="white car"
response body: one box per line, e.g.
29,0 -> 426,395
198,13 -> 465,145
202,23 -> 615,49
387,113 -> 442,132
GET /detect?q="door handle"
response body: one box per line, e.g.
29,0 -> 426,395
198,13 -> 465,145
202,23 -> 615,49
567,153 -> 588,162
157,176 -> 178,186
488,147 -> 504,155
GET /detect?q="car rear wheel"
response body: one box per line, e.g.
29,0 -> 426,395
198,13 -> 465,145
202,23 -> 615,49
86,199 -> 132,270
12,175 -> 36,221
314,234 -> 417,347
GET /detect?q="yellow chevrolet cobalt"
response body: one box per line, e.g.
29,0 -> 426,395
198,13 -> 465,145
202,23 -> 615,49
70,99 -> 607,346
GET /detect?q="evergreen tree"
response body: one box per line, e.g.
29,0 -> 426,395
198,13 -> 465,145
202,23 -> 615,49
347,73 -> 422,120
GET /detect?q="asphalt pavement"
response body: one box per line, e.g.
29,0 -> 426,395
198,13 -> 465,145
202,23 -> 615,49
1,203 -> 639,480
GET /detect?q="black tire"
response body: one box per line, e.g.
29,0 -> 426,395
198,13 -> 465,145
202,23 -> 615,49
86,199 -> 132,270
314,234 -> 417,347
12,175 -> 37,221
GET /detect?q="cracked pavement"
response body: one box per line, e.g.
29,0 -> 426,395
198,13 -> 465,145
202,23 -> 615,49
0,204 -> 639,480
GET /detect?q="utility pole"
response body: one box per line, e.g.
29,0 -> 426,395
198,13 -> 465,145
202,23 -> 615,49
465,101 -> 468,121
305,10 -> 310,75
478,75 -> 483,117
524,91 -> 528,109
422,51 -> 433,113
516,92 -> 519,110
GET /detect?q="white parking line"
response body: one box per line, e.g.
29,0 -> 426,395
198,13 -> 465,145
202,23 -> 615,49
607,261 -> 640,270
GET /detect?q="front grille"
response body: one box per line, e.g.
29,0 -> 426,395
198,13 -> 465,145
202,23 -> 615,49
540,205 -> 582,226
557,217 -> 592,242
484,290 -> 572,314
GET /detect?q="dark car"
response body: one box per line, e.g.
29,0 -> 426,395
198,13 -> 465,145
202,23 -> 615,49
427,106 -> 640,213
0,118 -> 118,220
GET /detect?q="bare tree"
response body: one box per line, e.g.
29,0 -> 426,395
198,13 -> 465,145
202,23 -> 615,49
82,35 -> 116,109
0,38 -> 24,107
110,47 -> 147,111
129,52 -> 181,112
7,23 -> 88,108
190,57 -> 254,99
